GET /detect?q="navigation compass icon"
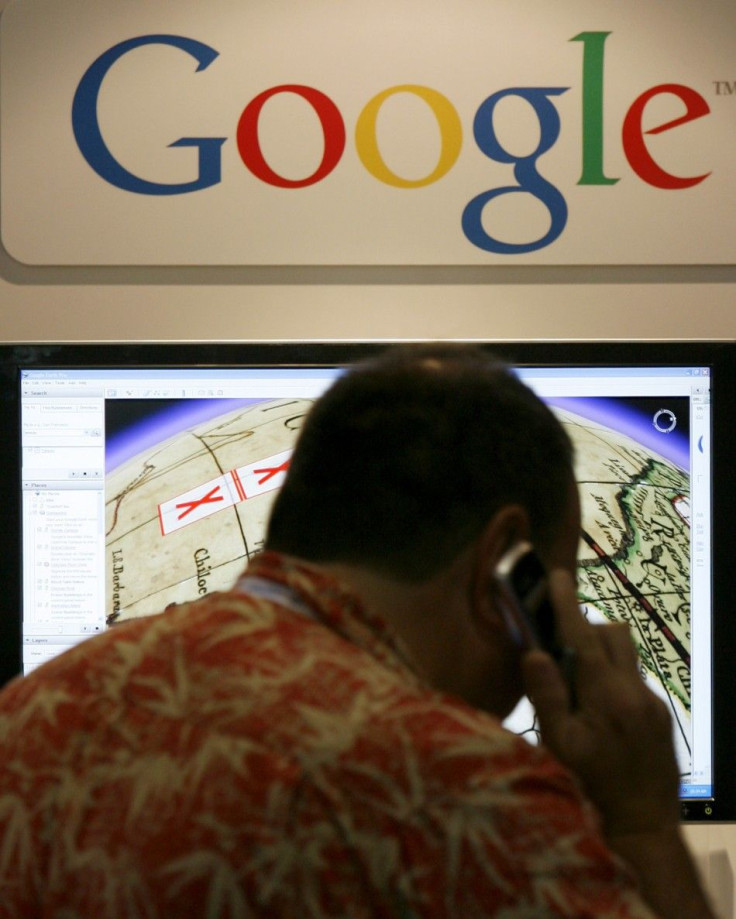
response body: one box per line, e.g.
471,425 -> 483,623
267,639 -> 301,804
652,408 -> 677,434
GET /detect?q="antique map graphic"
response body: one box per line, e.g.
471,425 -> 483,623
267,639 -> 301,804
553,407 -> 692,775
106,399 -> 312,622
106,396 -> 692,774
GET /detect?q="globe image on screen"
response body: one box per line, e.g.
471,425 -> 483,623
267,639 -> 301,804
507,406 -> 691,776
559,407 -> 690,719
105,398 -> 314,624
106,397 -> 692,776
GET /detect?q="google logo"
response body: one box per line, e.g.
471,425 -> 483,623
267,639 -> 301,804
71,32 -> 711,255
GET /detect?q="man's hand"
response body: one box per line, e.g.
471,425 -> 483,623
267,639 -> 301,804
522,568 -> 680,838
523,569 -> 714,919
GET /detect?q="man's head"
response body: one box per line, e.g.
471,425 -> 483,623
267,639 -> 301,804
266,344 -> 576,583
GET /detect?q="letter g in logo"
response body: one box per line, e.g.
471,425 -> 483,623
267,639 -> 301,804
462,87 -> 569,254
72,35 -> 227,195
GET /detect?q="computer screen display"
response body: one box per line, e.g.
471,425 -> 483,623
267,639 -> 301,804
1,341 -> 734,821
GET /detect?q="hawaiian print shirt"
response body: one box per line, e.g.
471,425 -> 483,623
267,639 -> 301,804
0,552 -> 658,918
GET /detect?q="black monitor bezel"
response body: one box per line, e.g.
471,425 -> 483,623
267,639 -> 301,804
0,339 -> 734,822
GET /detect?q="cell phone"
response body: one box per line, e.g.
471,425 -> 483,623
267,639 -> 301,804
494,541 -> 560,656
495,541 -> 577,704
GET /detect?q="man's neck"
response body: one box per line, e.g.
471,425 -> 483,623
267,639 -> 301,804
307,553 -> 509,717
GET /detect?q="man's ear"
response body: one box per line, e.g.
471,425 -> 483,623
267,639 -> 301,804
469,504 -> 530,632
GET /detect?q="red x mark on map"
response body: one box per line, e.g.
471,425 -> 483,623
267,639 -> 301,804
159,449 -> 293,536
175,485 -> 224,520
253,458 -> 290,485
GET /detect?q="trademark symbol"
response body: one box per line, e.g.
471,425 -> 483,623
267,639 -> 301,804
713,80 -> 736,96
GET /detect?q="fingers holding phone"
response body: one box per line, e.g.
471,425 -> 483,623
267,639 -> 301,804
523,567 -> 681,838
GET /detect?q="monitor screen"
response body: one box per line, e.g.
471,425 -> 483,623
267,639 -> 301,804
0,341 -> 734,822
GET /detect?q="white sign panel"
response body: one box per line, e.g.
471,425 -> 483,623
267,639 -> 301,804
1,0 -> 734,265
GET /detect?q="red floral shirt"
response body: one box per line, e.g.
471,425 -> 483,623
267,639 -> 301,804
0,552 -> 657,918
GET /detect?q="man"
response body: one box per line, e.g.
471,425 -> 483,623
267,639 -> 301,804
0,344 -> 714,918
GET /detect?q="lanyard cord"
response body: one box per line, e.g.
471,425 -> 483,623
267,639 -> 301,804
234,575 -> 316,619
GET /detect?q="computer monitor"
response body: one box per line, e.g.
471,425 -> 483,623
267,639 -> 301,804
0,340 -> 734,821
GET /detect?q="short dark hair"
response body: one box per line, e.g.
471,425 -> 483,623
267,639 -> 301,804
265,344 -> 574,582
